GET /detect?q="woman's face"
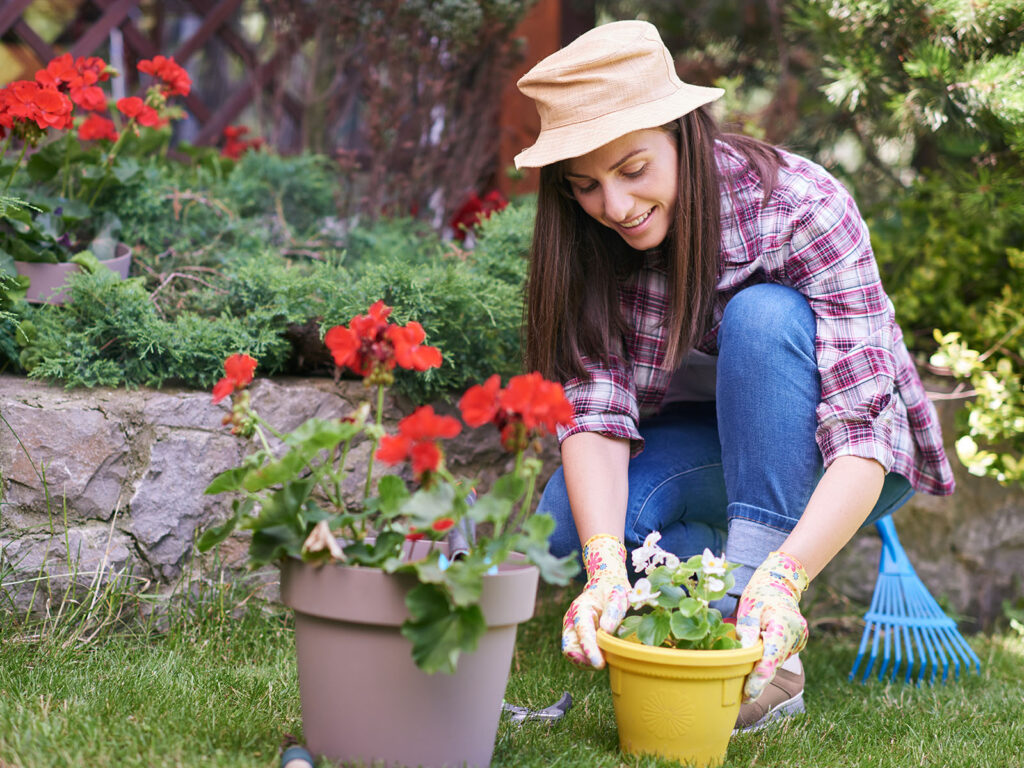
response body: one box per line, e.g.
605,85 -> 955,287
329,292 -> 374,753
563,127 -> 679,251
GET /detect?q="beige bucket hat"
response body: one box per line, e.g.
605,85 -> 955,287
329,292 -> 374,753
514,20 -> 724,169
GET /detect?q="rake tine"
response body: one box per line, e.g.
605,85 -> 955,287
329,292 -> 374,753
850,515 -> 981,686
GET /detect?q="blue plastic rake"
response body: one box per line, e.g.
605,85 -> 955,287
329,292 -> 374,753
849,515 -> 981,685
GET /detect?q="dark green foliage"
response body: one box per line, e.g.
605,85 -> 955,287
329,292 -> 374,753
218,151 -> 338,236
466,195 -> 534,286
5,196 -> 535,400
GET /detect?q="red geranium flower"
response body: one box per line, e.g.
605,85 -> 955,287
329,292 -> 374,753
78,113 -> 118,142
387,322 -> 443,372
70,85 -> 108,112
212,353 -> 258,404
2,81 -> 73,131
458,374 -> 501,427
324,301 -> 442,381
116,96 -> 161,128
221,124 -> 264,159
376,405 -> 461,478
458,372 -> 574,452
138,55 -> 191,97
450,189 -> 508,241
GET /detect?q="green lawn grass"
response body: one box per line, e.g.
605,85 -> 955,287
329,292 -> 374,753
0,581 -> 1021,768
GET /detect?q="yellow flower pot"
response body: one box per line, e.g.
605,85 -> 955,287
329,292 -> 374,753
597,628 -> 762,768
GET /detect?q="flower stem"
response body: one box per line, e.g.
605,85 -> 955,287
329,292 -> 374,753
362,383 -> 385,501
88,120 -> 132,207
3,142 -> 29,194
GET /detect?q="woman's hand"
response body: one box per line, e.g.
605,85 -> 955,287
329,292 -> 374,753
561,534 -> 630,668
735,550 -> 809,700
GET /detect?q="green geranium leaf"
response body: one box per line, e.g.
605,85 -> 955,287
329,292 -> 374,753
466,491 -> 513,526
520,511 -> 555,541
401,483 -> 456,529
491,473 -> 526,502
284,417 -> 360,450
26,150 -> 61,183
112,157 -> 142,183
196,514 -> 238,552
242,477 -> 314,532
205,466 -> 249,495
375,474 -> 410,516
248,524 -> 304,566
522,540 -> 579,585
402,583 -> 485,675
413,557 -> 483,607
343,531 -> 404,568
242,448 -> 312,492
637,611 -> 671,647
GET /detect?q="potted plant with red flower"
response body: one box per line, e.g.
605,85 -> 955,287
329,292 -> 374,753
197,300 -> 578,768
0,52 -> 190,303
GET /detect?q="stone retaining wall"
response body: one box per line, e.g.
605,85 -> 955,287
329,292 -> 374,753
1,374 -> 1021,627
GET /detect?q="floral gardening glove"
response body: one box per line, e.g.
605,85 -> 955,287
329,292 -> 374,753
735,550 -> 810,701
561,534 -> 629,669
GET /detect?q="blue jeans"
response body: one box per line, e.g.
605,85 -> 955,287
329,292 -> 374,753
539,284 -> 913,608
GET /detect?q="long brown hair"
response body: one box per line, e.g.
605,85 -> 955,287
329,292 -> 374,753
525,106 -> 783,383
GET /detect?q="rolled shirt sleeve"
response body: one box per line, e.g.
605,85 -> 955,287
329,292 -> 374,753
556,354 -> 644,455
779,185 -> 899,470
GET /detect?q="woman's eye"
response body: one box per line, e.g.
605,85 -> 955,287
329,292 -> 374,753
573,181 -> 598,194
623,164 -> 646,178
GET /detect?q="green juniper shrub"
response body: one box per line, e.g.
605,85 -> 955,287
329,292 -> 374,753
465,195 -> 535,287
218,151 -> 338,238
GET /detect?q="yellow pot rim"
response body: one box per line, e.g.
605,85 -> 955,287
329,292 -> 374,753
596,628 -> 763,667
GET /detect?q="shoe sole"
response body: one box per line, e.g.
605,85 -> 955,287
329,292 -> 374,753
732,692 -> 805,735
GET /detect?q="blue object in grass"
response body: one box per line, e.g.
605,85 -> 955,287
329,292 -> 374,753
849,515 -> 981,684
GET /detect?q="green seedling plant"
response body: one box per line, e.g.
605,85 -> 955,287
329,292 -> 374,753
619,532 -> 742,651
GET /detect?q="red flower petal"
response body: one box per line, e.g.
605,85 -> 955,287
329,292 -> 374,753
459,374 -> 502,427
397,406 -> 461,442
431,517 -> 455,533
211,377 -> 234,404
223,353 -> 258,387
375,434 -> 411,465
410,441 -> 441,476
324,325 -> 360,370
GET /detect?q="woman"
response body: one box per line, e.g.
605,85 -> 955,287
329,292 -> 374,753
514,20 -> 954,731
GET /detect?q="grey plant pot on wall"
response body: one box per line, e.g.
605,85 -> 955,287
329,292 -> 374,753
14,242 -> 132,304
279,543 -> 540,768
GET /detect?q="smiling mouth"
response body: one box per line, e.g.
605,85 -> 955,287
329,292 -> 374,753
620,208 -> 654,229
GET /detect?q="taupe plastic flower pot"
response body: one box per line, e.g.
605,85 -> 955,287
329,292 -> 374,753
14,243 -> 132,304
279,542 -> 539,768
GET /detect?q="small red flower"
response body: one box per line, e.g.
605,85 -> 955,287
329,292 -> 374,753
450,189 -> 508,241
211,353 -> 258,404
431,517 -> 455,533
458,372 -> 575,453
375,405 -> 461,478
138,55 -> 191,97
116,96 -> 161,127
78,113 -> 118,142
323,301 -> 442,380
70,85 -> 108,112
387,322 -> 442,372
221,124 -> 264,159
458,374 -> 501,427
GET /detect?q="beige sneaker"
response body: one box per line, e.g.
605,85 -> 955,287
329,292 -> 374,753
732,666 -> 805,735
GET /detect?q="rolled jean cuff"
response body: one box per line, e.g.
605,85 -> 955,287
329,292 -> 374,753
723,514 -> 790,598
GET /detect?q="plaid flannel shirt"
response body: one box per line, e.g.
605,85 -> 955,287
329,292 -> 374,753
557,142 -> 955,496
